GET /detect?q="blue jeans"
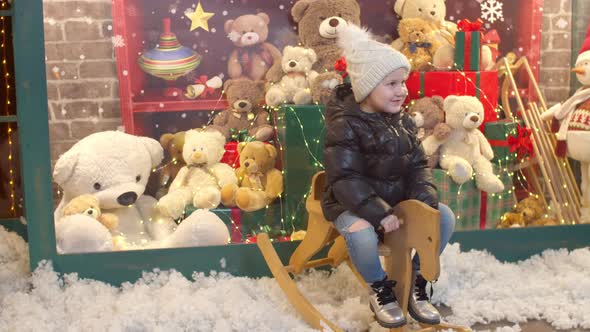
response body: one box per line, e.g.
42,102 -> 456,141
334,203 -> 456,284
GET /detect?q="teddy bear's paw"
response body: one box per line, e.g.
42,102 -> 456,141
321,78 -> 340,89
255,126 -> 274,142
265,88 -> 286,107
220,183 -> 239,207
448,162 -> 473,184
235,188 -> 252,210
55,215 -> 113,254
157,195 -> 186,220
293,89 -> 313,105
193,187 -> 222,209
476,174 -> 505,194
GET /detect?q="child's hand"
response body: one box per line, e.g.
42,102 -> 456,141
380,214 -> 403,233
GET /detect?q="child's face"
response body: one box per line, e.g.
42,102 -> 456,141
364,69 -> 408,114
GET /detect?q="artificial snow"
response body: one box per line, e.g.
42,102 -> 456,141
0,225 -> 588,331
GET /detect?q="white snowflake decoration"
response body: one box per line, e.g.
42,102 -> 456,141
112,35 -> 126,48
481,0 -> 504,23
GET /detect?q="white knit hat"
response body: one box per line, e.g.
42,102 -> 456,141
337,24 -> 410,102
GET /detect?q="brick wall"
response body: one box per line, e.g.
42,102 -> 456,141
43,0 -> 120,168
540,0 -> 573,105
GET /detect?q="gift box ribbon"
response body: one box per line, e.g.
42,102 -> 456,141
458,18 -> 485,32
488,124 -> 534,159
229,128 -> 255,142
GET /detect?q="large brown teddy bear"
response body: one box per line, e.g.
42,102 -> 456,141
225,13 -> 283,82
408,96 -> 451,168
221,141 -> 283,212
291,0 -> 361,104
208,79 -> 274,142
398,18 -> 441,72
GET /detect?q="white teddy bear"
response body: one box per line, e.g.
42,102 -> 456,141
265,46 -> 319,107
422,96 -> 504,193
157,130 -> 238,220
53,131 -> 229,253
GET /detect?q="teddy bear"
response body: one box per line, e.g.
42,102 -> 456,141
157,129 -> 238,219
53,131 -> 229,253
145,131 -> 186,199
392,0 -> 457,51
422,96 -> 504,193
265,46 -> 319,107
208,79 -> 274,142
220,141 -> 283,212
62,194 -> 119,231
408,96 -> 451,168
291,0 -> 361,104
398,18 -> 442,71
225,13 -> 283,82
496,212 -> 526,229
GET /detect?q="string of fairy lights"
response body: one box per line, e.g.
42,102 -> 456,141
1,3 -> 16,216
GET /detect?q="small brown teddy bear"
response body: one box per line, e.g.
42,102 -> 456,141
497,212 -> 526,229
291,0 -> 361,104
208,79 -> 274,142
225,13 -> 283,82
62,194 -> 119,231
398,18 -> 441,72
221,141 -> 283,212
408,96 -> 452,168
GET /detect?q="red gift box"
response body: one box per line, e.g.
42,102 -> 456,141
406,71 -> 499,126
484,29 -> 501,64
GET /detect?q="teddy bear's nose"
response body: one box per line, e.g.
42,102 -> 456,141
117,192 -> 138,206
238,101 -> 247,108
430,11 -> 436,16
289,61 -> 297,68
329,18 -> 339,27
470,115 -> 479,122
244,161 -> 250,167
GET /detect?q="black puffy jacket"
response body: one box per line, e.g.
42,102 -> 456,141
321,84 -> 438,228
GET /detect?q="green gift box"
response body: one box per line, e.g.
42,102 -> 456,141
455,31 -> 482,71
485,120 -> 519,165
275,104 -> 326,231
432,169 -> 481,231
432,165 -> 515,231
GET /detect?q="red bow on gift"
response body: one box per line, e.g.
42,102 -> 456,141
334,57 -> 348,78
507,124 -> 534,159
194,75 -> 216,98
458,18 -> 485,32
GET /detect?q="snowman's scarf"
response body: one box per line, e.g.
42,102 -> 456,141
555,87 -> 590,140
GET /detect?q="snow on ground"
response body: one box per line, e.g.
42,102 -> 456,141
0,226 -> 588,331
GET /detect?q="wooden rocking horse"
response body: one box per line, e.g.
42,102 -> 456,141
257,171 -> 471,331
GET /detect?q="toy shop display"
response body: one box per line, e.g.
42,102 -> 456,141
47,0 -> 559,254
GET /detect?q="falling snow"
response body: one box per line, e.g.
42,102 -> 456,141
481,0 -> 504,23
555,18 -> 569,29
112,35 -> 126,48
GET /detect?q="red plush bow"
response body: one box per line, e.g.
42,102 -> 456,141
194,75 -> 216,98
334,57 -> 348,78
507,124 -> 534,159
458,18 -> 485,32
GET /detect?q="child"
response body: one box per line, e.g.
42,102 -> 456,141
321,25 -> 456,329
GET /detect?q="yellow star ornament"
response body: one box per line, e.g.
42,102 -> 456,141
185,2 -> 215,32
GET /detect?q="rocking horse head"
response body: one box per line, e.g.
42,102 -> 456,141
388,200 -> 441,281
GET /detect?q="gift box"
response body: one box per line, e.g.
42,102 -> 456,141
406,71 -> 499,125
454,19 -> 485,71
432,169 -> 482,231
485,120 -> 532,165
483,29 -> 501,64
432,165 -> 515,231
275,104 -> 325,231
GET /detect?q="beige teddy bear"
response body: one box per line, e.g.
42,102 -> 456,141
398,18 -> 442,71
62,194 -> 119,231
221,141 -> 283,212
422,96 -> 504,193
265,46 -> 319,107
157,130 -> 238,220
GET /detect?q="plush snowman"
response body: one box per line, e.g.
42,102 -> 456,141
541,22 -> 590,223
